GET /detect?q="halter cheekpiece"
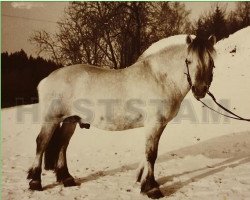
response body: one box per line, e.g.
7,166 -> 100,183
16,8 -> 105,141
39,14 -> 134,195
184,59 -> 192,88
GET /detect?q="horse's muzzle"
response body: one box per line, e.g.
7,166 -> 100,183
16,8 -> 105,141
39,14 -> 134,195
192,85 -> 208,100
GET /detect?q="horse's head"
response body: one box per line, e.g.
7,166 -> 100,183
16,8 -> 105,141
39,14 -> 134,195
185,35 -> 216,100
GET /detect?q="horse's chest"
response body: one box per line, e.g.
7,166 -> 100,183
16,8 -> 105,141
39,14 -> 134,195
159,87 -> 183,120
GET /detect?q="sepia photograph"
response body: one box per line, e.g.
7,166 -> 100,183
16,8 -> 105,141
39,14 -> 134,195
2,1 -> 250,199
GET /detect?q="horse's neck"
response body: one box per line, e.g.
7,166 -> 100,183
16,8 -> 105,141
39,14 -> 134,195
148,45 -> 191,99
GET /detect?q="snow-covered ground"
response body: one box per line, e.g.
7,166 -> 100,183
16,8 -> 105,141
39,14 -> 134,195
2,27 -> 250,200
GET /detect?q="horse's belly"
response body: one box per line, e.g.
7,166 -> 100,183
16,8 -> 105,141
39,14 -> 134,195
91,114 -> 144,131
71,98 -> 175,131
92,122 -> 143,131
75,108 -> 145,131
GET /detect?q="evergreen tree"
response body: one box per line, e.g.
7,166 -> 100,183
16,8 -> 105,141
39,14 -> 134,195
1,50 -> 60,108
193,5 -> 228,41
211,5 -> 228,40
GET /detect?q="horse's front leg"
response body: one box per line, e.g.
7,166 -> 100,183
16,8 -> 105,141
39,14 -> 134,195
137,124 -> 166,198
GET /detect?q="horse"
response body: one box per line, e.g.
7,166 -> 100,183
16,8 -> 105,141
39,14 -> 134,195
27,34 -> 216,198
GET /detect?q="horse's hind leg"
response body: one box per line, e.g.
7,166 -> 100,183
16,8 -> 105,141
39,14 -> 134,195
44,124 -> 62,170
54,117 -> 77,187
44,116 -> 82,171
27,121 -> 59,190
139,124 -> 166,198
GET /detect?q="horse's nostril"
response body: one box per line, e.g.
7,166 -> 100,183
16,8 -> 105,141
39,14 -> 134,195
192,85 -> 207,96
203,85 -> 208,93
191,86 -> 196,93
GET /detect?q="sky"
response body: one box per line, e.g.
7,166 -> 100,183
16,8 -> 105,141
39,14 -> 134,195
2,2 -> 236,57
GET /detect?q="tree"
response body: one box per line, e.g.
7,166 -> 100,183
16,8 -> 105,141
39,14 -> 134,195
30,2 -> 191,68
194,2 -> 250,41
211,5 -> 228,40
227,2 -> 250,34
235,2 -> 250,27
1,50 -> 60,108
227,11 -> 241,34
29,31 -> 61,65
151,2 -> 191,39
194,14 -> 213,38
193,4 -> 228,40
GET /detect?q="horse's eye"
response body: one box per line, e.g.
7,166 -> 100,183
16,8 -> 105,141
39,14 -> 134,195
185,59 -> 192,64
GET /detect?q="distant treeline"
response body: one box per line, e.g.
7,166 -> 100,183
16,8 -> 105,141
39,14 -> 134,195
2,50 -> 61,108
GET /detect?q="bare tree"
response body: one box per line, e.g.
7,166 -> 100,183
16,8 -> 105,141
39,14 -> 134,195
30,2 -> 191,68
149,2 -> 191,40
29,30 -> 61,65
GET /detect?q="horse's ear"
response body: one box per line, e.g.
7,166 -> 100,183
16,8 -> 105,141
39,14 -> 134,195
186,35 -> 193,45
208,35 -> 216,46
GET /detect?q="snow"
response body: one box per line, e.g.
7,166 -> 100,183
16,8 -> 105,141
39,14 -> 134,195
2,27 -> 250,199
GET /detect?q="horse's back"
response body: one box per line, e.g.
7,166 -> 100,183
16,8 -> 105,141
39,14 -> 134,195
37,63 -> 139,114
38,64 -> 116,91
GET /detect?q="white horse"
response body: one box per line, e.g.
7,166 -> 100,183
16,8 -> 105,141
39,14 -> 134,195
27,34 -> 216,198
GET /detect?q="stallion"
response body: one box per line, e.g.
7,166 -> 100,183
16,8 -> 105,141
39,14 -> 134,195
27,34 -> 216,198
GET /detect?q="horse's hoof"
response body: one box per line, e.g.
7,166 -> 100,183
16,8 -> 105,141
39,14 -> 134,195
141,179 -> 160,193
143,187 -> 164,199
152,180 -> 160,188
29,180 -> 43,191
63,177 -> 76,187
27,173 -> 32,180
27,168 -> 34,179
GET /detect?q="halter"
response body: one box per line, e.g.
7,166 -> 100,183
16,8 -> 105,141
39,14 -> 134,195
184,59 -> 192,88
185,59 -> 250,122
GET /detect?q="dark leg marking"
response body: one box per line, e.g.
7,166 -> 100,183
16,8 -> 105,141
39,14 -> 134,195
55,167 -> 76,187
54,116 -> 78,187
44,116 -> 80,170
27,121 -> 60,191
44,125 -> 62,170
27,167 -> 42,191
140,125 -> 166,198
136,165 -> 144,182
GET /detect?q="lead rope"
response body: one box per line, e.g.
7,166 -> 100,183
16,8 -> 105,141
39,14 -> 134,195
185,59 -> 250,122
199,91 -> 250,122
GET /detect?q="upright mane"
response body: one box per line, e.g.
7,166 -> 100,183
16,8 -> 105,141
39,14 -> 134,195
139,35 -> 193,60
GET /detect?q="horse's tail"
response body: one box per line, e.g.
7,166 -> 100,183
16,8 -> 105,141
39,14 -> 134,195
44,124 -> 62,170
38,78 -> 59,170
37,78 -> 50,121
